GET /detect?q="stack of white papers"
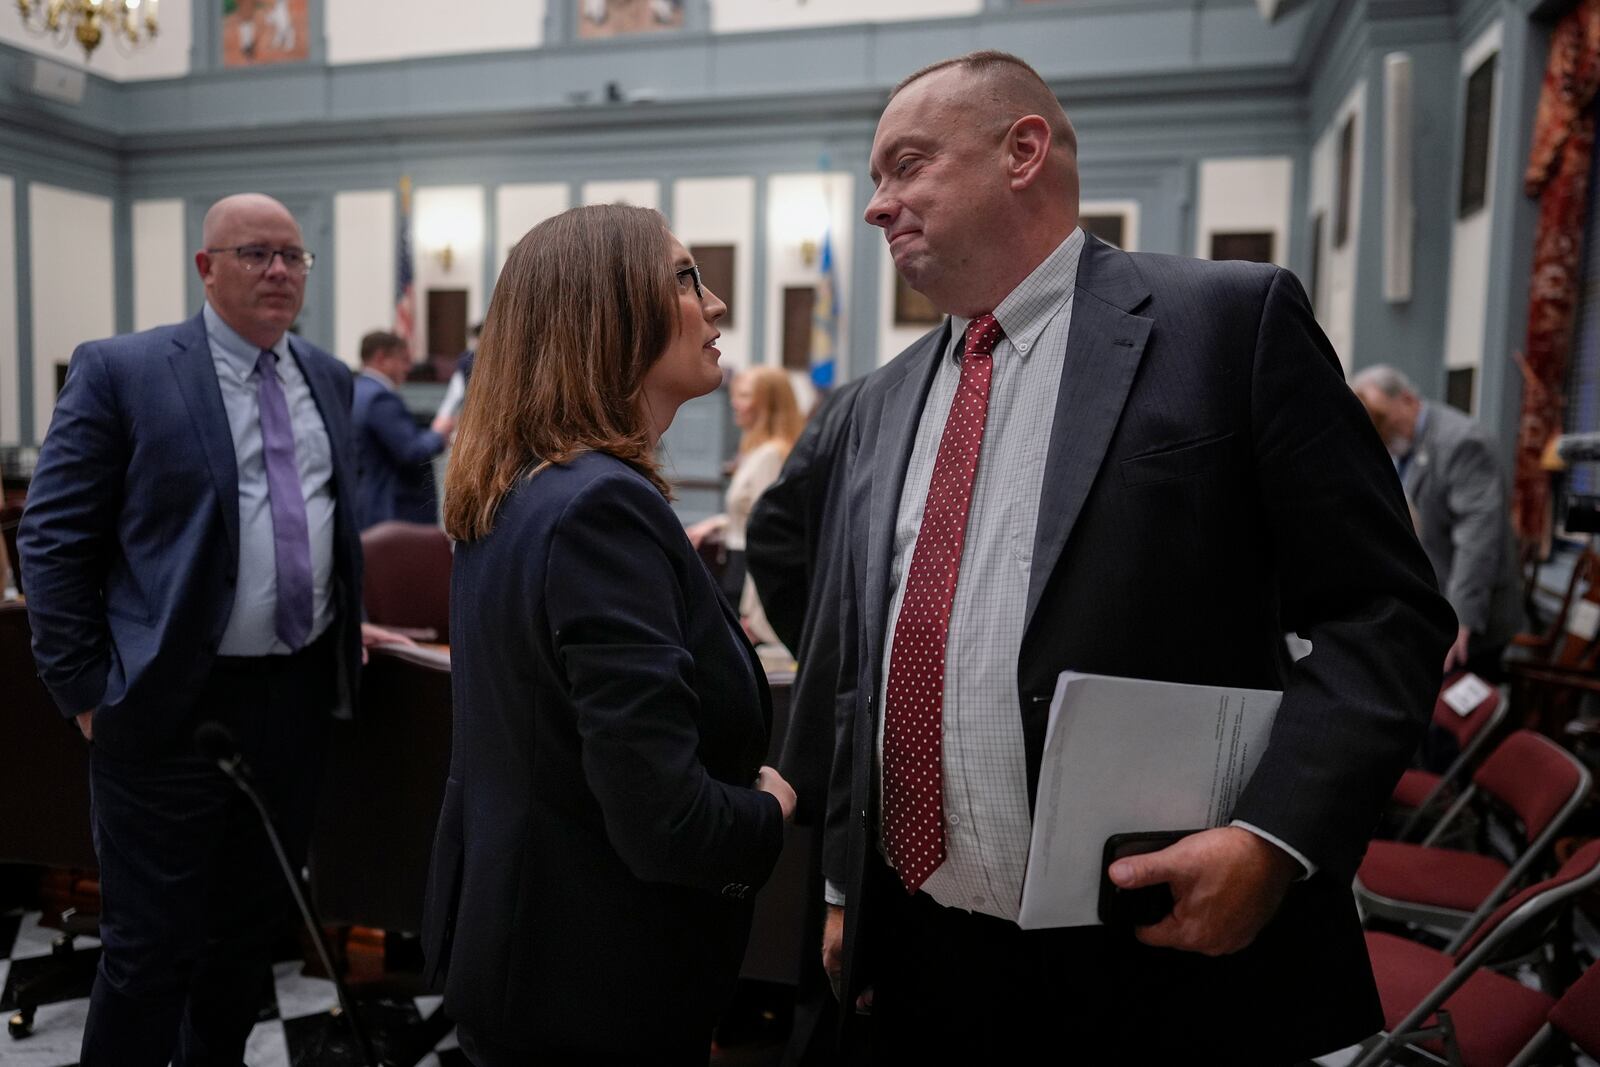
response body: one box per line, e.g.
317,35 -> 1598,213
1017,672 -> 1282,930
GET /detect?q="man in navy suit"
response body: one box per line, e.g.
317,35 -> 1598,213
20,193 -> 403,1066
352,329 -> 454,530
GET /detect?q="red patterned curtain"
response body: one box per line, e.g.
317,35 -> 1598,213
1514,0 -> 1600,547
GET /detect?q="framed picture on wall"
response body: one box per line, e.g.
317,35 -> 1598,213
578,0 -> 684,38
221,0 -> 310,67
1334,114 -> 1354,250
1078,200 -> 1139,251
688,244 -> 735,328
1080,213 -> 1126,249
893,274 -> 943,327
1446,367 -> 1476,414
1308,211 -> 1324,313
783,287 -> 816,370
1458,53 -> 1497,219
1209,231 -> 1275,263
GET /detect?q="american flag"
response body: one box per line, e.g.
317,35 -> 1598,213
395,175 -> 416,355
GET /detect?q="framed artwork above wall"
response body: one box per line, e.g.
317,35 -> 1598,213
579,0 -> 684,38
1080,213 -> 1126,249
1334,114 -> 1355,249
1209,231 -> 1275,263
1309,211 -> 1325,313
1458,53 -> 1497,219
1446,367 -> 1476,414
222,0 -> 310,67
783,287 -> 816,370
688,244 -> 735,328
1078,199 -> 1139,251
893,275 -> 942,327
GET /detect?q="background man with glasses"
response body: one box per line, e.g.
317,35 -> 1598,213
20,192 -> 401,1066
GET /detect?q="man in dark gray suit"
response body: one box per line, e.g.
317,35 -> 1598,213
821,51 -> 1453,1062
1353,365 -> 1523,678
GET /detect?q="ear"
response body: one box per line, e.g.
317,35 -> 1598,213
1004,115 -> 1052,192
195,250 -> 213,284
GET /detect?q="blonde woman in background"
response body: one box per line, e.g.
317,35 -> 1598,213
687,366 -> 804,649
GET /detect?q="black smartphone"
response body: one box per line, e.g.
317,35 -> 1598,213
1097,829 -> 1202,927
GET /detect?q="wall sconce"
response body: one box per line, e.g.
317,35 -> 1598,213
415,196 -> 482,277
775,184 -> 833,270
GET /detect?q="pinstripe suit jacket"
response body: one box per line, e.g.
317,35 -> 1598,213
827,234 -> 1455,1059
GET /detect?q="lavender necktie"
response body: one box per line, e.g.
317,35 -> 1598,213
255,350 -> 313,651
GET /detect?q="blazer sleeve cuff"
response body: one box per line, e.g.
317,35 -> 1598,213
1230,820 -> 1316,879
50,663 -> 109,718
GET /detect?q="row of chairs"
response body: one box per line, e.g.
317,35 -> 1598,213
1351,672 -> 1600,1065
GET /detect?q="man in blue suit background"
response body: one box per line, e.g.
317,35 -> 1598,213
352,329 -> 453,529
19,193 -> 402,1066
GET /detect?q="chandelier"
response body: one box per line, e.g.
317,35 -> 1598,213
14,0 -> 159,60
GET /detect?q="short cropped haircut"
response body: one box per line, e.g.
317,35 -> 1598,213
360,330 -> 405,364
892,50 -> 1076,156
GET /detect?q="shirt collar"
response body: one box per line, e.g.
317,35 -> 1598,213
203,302 -> 290,380
947,226 -> 1085,362
360,367 -> 396,391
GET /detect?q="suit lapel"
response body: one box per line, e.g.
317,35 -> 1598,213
1025,237 -> 1153,632
168,313 -> 241,565
864,323 -> 951,680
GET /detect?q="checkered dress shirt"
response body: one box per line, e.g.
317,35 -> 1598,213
874,229 -> 1086,919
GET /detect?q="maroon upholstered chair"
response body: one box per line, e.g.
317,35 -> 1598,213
1391,677 -> 1508,842
1534,952 -> 1600,1062
1356,730 -> 1591,953
1353,839 -> 1600,1067
359,521 -> 452,645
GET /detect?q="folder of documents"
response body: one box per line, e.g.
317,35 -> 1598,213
1017,671 -> 1282,929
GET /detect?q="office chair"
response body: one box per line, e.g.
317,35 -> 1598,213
359,521 -> 451,644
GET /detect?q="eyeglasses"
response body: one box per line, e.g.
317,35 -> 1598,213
675,264 -> 704,301
206,245 -> 316,275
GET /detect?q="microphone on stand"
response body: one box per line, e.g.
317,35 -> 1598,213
195,721 -> 380,1067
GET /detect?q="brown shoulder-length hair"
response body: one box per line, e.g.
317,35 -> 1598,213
443,204 -> 676,542
736,366 -> 805,459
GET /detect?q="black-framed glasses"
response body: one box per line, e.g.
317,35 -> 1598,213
207,245 -> 316,275
675,264 -> 704,300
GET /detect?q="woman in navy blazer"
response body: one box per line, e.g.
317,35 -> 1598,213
423,204 -> 796,1065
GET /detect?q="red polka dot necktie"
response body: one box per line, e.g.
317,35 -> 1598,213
882,314 -> 1003,894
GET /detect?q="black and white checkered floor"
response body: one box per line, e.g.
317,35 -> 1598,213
0,910 -> 468,1067
6,905 -> 1593,1067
